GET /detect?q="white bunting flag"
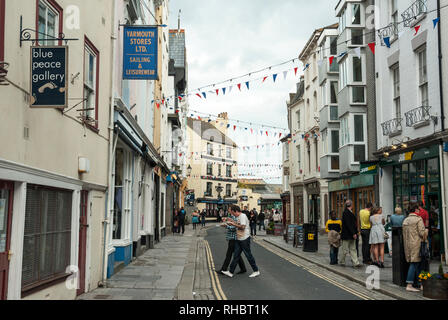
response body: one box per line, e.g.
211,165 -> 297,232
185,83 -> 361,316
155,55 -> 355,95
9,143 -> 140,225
354,47 -> 361,59
283,71 -> 288,80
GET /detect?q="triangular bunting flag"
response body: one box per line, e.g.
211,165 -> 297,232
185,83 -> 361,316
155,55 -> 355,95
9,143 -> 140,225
202,92 -> 207,99
433,17 -> 440,29
233,125 -> 236,131
196,93 -> 202,99
283,71 -> 288,80
368,42 -> 376,54
329,56 -> 335,66
216,89 -> 219,96
262,76 -> 268,83
354,47 -> 361,59
273,74 -> 278,82
237,83 -> 241,91
228,86 -> 233,94
227,124 -> 230,128
414,25 -> 421,35
222,87 -> 226,95
156,103 -> 160,109
303,63 -> 310,71
338,51 -> 347,58
245,82 -> 250,90
384,37 -> 391,48
178,96 -> 183,101
317,59 -> 324,67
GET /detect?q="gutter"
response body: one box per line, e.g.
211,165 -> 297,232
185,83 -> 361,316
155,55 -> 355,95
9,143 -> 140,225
437,0 -> 445,131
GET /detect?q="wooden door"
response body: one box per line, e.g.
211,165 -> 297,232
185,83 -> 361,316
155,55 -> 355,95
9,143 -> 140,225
77,190 -> 88,296
0,180 -> 13,300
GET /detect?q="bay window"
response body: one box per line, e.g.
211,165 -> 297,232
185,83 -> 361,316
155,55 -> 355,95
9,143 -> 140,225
353,56 -> 362,82
351,29 -> 363,45
330,81 -> 338,104
331,130 -> 340,153
329,106 -> 339,121
352,86 -> 365,103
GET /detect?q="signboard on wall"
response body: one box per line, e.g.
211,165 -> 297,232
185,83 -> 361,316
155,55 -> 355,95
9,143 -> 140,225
123,26 -> 158,80
30,46 -> 68,108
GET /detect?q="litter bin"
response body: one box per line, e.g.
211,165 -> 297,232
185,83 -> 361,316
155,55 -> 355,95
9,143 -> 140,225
303,223 -> 318,252
392,227 -> 409,287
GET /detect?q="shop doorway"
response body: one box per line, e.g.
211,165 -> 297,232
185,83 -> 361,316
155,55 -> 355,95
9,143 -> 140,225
77,190 -> 89,296
0,180 -> 13,300
308,195 -> 320,225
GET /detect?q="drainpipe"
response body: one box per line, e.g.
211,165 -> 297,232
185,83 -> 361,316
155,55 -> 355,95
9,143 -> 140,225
101,0 -> 118,285
437,0 -> 445,132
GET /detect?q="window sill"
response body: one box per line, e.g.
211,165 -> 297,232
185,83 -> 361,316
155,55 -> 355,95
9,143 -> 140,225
412,120 -> 430,129
21,272 -> 73,298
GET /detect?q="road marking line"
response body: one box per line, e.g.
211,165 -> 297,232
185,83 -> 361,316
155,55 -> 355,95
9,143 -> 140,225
204,240 -> 228,300
203,240 -> 222,300
254,239 -> 372,300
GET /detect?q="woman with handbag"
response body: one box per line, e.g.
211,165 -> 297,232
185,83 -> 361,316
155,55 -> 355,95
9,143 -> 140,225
369,206 -> 386,268
402,205 -> 429,292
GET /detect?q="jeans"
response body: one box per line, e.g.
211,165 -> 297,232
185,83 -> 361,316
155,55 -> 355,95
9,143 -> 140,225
258,221 -> 265,231
406,262 -> 422,285
361,229 -> 371,263
330,245 -> 339,264
229,238 -> 259,273
250,223 -> 257,236
221,240 -> 246,272
341,239 -> 360,266
179,221 -> 185,234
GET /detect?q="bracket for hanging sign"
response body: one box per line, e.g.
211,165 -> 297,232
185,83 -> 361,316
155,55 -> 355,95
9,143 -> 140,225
20,15 -> 78,47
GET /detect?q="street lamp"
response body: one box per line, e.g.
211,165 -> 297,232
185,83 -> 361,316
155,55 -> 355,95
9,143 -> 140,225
187,164 -> 192,177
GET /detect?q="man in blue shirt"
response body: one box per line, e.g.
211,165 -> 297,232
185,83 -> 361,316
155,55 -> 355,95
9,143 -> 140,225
178,207 -> 186,234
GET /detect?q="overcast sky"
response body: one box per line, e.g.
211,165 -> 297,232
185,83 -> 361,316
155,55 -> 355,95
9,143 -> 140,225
168,0 -> 337,183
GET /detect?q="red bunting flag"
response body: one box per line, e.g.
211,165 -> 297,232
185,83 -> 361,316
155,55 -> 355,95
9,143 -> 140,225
368,42 -> 376,54
178,96 -> 183,101
216,89 -> 219,95
266,131 -> 268,136
294,67 -> 298,76
329,56 -> 335,65
237,83 -> 241,91
196,93 -> 202,99
198,116 -> 201,120
414,25 -> 421,35
262,76 -> 268,83
233,125 -> 236,131
162,99 -> 165,105
279,133 -> 282,138
250,128 -> 253,134
156,103 -> 160,109
175,109 -> 179,114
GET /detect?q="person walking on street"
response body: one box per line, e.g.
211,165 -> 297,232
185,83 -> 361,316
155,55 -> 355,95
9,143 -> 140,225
217,215 -> 247,275
178,207 -> 186,234
359,203 -> 373,265
222,205 -> 260,278
326,210 -> 342,265
340,200 -> 362,267
200,210 -> 206,228
369,207 -> 386,268
242,206 -> 250,220
192,210 -> 199,230
249,210 -> 258,237
257,210 -> 266,231
264,209 -> 270,229
403,205 -> 428,292
173,210 -> 180,234
273,210 -> 281,224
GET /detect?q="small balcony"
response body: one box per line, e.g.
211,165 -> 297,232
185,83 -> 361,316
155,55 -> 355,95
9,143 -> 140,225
401,0 -> 427,27
404,106 -> 431,128
381,118 -> 402,137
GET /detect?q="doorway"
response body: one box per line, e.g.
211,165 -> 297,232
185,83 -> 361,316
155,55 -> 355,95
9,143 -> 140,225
0,180 -> 13,300
77,190 -> 88,296
154,174 -> 160,243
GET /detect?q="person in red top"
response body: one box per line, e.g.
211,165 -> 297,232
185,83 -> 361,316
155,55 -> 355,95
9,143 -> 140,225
416,201 -> 429,228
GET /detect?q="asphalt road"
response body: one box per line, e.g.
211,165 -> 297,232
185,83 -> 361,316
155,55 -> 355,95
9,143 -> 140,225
205,226 -> 362,300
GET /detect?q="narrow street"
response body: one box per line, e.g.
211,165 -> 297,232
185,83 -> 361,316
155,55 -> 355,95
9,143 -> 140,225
203,226 -> 393,300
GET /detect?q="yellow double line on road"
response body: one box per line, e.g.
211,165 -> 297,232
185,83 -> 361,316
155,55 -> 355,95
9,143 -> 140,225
204,240 -> 228,300
254,239 -> 373,301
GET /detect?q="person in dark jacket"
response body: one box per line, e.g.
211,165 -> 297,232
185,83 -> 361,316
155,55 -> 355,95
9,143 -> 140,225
340,200 -> 362,267
257,210 -> 266,231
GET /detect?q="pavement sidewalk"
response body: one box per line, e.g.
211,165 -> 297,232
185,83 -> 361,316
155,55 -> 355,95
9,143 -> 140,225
259,232 -> 439,300
77,225 -> 200,300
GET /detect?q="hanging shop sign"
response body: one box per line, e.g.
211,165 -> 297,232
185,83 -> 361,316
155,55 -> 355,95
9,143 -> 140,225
360,161 -> 379,175
123,26 -> 158,80
30,46 -> 68,108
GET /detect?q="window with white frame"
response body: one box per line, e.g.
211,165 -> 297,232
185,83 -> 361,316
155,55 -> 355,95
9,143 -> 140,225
37,0 -> 61,46
330,130 -> 340,154
226,184 -> 231,197
296,110 -> 301,130
391,0 -> 399,32
84,40 -> 98,125
352,3 -> 361,25
113,148 -> 132,240
340,115 -> 350,146
207,143 -> 213,156
339,8 -> 346,34
226,165 -> 232,177
207,162 -> 213,175
353,56 -> 363,82
392,64 -> 401,118
339,59 -> 348,90
418,47 -> 428,106
351,29 -> 363,46
353,114 -> 366,163
330,36 -> 338,56
321,81 -> 327,106
218,164 -> 222,176
285,143 -> 289,161
226,146 -> 231,158
329,106 -> 339,121
352,86 -> 365,103
330,81 -> 338,104
322,131 -> 328,155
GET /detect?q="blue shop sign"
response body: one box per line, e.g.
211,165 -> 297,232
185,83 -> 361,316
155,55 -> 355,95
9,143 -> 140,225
123,26 -> 158,80
30,46 -> 68,108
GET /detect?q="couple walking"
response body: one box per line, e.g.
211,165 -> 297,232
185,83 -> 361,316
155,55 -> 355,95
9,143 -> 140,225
217,205 -> 260,278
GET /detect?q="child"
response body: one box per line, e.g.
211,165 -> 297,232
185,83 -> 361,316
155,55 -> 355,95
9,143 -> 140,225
326,211 -> 342,265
